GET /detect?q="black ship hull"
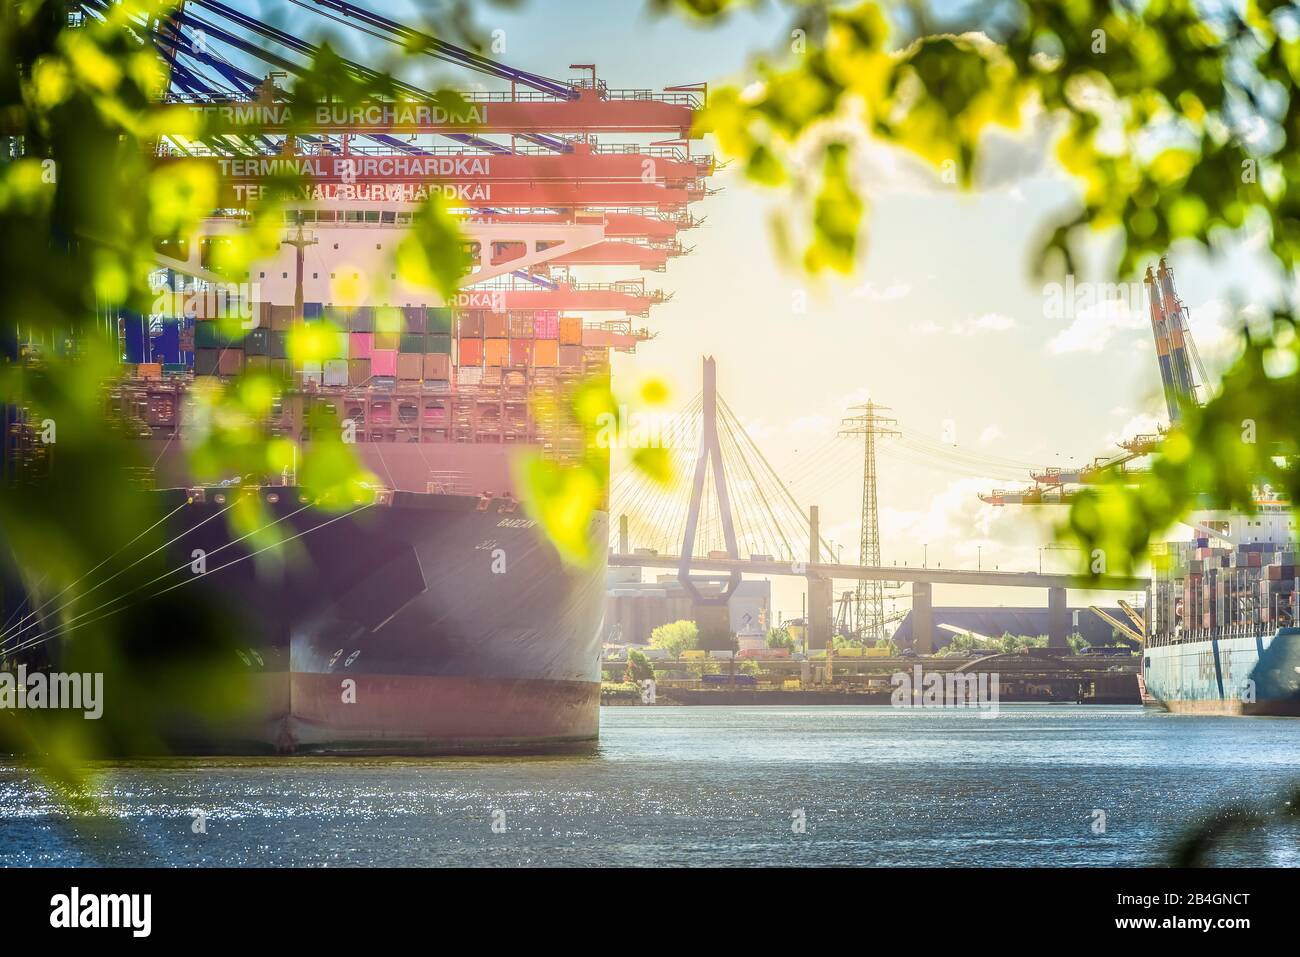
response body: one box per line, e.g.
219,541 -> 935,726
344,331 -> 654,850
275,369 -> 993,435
5,486 -> 607,755
188,486 -> 607,753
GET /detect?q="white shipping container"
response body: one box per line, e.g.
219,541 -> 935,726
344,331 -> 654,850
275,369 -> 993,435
324,359 -> 349,386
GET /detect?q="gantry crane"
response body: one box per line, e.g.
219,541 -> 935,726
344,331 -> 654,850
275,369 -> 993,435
88,0 -> 716,325
981,257 -> 1204,506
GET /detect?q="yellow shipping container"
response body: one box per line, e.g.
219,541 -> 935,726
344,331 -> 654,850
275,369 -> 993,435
483,338 -> 509,366
533,339 -> 559,367
782,679 -> 802,690
837,647 -> 863,658
863,646 -> 891,657
559,316 -> 583,345
681,650 -> 707,661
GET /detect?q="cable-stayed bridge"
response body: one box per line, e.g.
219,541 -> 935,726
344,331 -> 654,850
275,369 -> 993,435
609,358 -> 1148,652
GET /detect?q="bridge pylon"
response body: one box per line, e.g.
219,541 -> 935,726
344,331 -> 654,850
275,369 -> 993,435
677,356 -> 742,607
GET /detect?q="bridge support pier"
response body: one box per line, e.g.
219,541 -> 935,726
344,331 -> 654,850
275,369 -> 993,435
912,581 -> 933,654
807,575 -> 833,651
1048,586 -> 1068,649
804,504 -> 832,651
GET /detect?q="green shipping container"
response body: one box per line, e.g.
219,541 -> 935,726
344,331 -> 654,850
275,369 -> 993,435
195,348 -> 220,376
194,320 -> 235,349
399,333 -> 426,354
426,334 -> 451,355
426,307 -> 453,334
346,306 -> 374,333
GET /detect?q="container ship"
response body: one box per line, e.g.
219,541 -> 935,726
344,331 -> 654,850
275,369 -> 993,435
1145,507 -> 1300,716
979,256 -> 1300,715
1,1 -> 713,752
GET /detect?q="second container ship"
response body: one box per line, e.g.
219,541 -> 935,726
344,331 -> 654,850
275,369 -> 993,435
1146,505 -> 1300,716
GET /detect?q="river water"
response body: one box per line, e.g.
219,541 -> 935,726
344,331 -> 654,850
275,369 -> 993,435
1,705 -> 1297,866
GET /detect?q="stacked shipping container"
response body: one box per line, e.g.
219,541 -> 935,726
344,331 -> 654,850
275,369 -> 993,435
1151,538 -> 1299,644
168,300 -> 603,450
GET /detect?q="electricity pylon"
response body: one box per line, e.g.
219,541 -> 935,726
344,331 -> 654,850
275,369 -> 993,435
840,401 -> 898,642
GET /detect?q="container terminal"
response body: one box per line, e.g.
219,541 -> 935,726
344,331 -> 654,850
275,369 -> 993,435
3,2 -> 1298,740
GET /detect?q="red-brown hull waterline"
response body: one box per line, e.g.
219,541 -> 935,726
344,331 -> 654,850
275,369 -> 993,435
199,674 -> 601,755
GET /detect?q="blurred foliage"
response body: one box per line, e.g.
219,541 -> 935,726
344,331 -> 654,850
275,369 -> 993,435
1170,780 -> 1300,865
0,0 -> 1288,861
0,0 -> 485,783
681,0 -> 1300,863
688,0 -> 1300,578
2,0 -> 675,786
514,371 -> 673,565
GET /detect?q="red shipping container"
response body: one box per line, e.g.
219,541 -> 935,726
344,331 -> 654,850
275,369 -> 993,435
509,315 -> 533,338
484,313 -> 509,338
371,349 -> 398,377
423,353 -> 450,380
348,358 -> 371,386
218,348 -> 244,376
558,344 -> 583,367
349,332 -> 373,359
397,354 -> 423,380
459,338 -> 483,366
509,339 -> 533,366
457,312 -> 483,337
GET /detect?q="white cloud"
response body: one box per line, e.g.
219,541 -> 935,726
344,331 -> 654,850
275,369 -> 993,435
786,414 -> 833,435
1185,297 -> 1252,374
953,312 -> 1016,336
1046,297 -> 1145,354
909,315 -> 1013,337
1103,411 -> 1163,450
978,424 -> 1004,444
740,417 -> 775,440
836,387 -> 873,410
852,280 -> 912,301
853,111 -> 1061,196
877,477 -> 1054,571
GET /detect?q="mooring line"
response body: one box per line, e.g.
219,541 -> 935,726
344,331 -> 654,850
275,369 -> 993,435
1,498 -> 314,651
0,500 -> 194,645
0,571 -> 49,637
4,503 -> 374,657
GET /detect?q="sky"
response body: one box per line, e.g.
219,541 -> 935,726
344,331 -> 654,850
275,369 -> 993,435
237,0 -> 1283,620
